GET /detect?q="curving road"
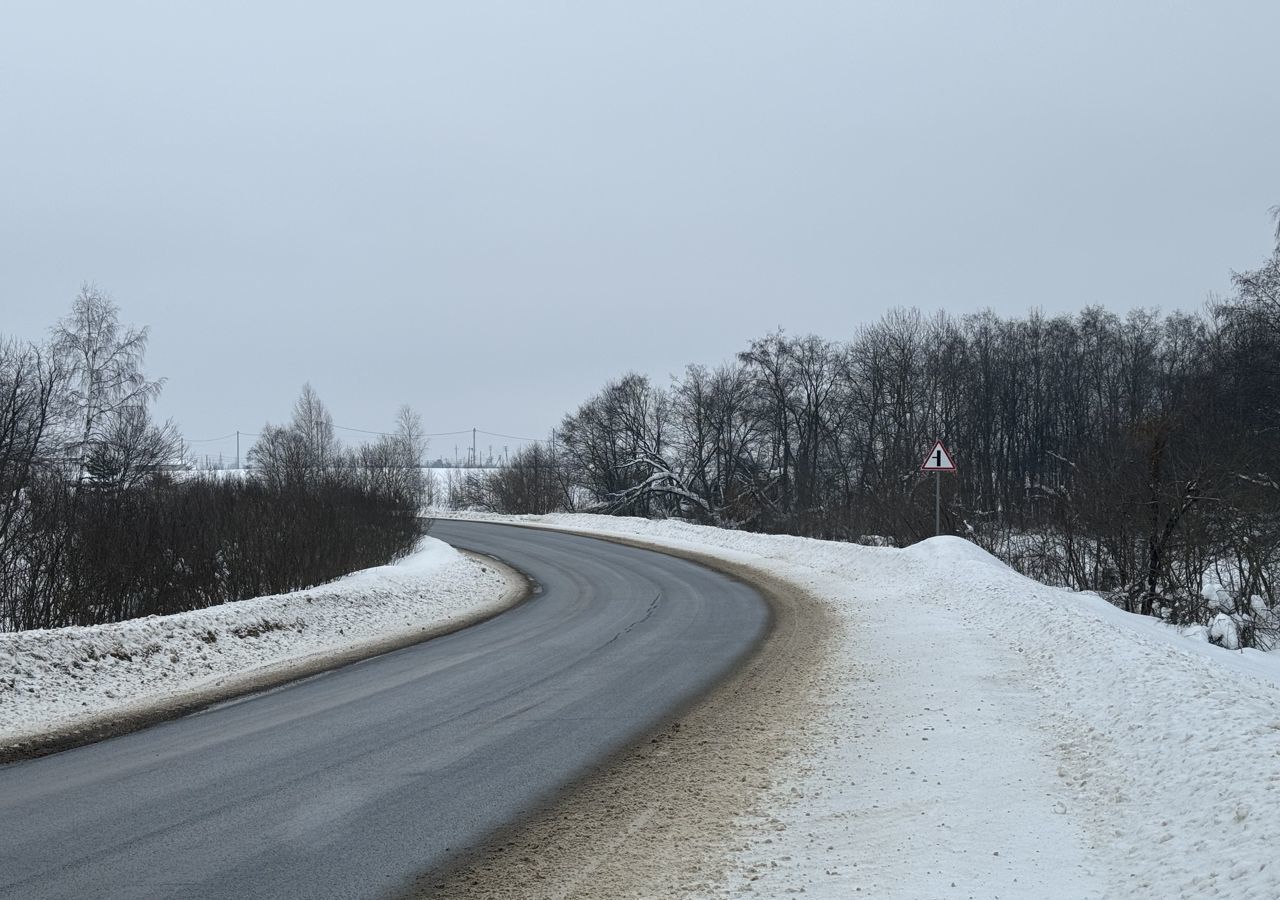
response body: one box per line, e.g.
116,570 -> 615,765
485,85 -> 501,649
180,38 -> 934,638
0,521 -> 769,900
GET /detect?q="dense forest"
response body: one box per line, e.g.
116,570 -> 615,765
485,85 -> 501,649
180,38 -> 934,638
480,218 -> 1280,647
0,289 -> 427,631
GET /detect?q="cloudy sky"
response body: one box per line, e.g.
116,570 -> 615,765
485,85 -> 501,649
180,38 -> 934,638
3,1 -> 1277,463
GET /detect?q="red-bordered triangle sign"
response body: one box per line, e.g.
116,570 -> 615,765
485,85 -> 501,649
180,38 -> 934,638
920,440 -> 957,472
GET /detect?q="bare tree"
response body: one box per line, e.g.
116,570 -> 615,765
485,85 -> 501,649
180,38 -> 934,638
392,404 -> 428,505
249,384 -> 340,486
84,405 -> 183,490
348,417 -> 428,509
50,284 -> 165,484
483,443 -> 570,514
248,423 -> 309,488
0,340 -> 62,628
291,382 -> 338,473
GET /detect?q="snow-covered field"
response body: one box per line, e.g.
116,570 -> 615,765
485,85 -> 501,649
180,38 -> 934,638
438,512 -> 1280,900
0,537 -> 513,749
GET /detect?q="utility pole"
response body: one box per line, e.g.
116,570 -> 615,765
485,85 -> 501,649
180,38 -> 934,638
472,428 -> 477,468
236,431 -> 240,470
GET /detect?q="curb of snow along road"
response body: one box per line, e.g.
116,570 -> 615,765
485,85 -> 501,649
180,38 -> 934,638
0,537 -> 527,763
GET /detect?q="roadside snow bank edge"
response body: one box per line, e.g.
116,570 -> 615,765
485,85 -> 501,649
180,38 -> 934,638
0,537 -> 527,762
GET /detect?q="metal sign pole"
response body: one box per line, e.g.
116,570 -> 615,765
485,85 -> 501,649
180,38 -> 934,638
920,440 -> 955,538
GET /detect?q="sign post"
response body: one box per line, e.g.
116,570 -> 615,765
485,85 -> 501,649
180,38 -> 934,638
919,440 -> 957,536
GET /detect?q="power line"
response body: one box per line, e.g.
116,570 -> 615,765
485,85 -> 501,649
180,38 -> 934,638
333,423 -> 543,441
332,423 -> 402,436
477,428 -> 547,443
186,432 -> 238,444
186,424 -> 540,443
332,423 -> 482,438
186,431 -> 259,442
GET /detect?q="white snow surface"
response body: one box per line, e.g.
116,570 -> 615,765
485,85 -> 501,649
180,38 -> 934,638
438,512 -> 1280,900
0,537 -> 510,743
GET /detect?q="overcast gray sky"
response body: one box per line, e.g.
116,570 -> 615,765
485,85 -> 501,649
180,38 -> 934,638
3,1 -> 1278,462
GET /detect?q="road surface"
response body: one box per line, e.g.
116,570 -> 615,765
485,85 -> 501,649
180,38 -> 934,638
0,521 -> 769,899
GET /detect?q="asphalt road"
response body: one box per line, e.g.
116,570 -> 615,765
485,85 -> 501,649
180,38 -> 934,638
0,521 -> 770,900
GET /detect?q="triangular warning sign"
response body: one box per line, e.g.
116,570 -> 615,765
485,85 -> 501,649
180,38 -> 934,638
920,440 -> 956,472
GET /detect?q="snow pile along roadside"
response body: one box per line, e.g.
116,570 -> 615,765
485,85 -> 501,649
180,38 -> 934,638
438,512 -> 1280,900
0,537 -> 514,748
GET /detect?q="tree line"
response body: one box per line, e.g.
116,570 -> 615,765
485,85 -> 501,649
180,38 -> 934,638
477,216 -> 1280,646
0,287 -> 427,631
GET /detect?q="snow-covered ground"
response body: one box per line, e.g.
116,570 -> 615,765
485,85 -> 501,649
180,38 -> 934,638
0,537 -> 514,748
8,507 -> 1279,897
438,512 -> 1280,900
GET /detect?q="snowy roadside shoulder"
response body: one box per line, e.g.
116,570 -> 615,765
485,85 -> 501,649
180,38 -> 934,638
436,511 -> 1280,900
0,536 -> 522,759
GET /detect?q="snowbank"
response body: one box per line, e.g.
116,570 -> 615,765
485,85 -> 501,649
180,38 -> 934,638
0,537 -> 515,747
438,512 -> 1280,900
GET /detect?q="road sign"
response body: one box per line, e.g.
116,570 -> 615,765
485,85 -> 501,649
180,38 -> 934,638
921,441 -> 956,536
920,441 -> 956,472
